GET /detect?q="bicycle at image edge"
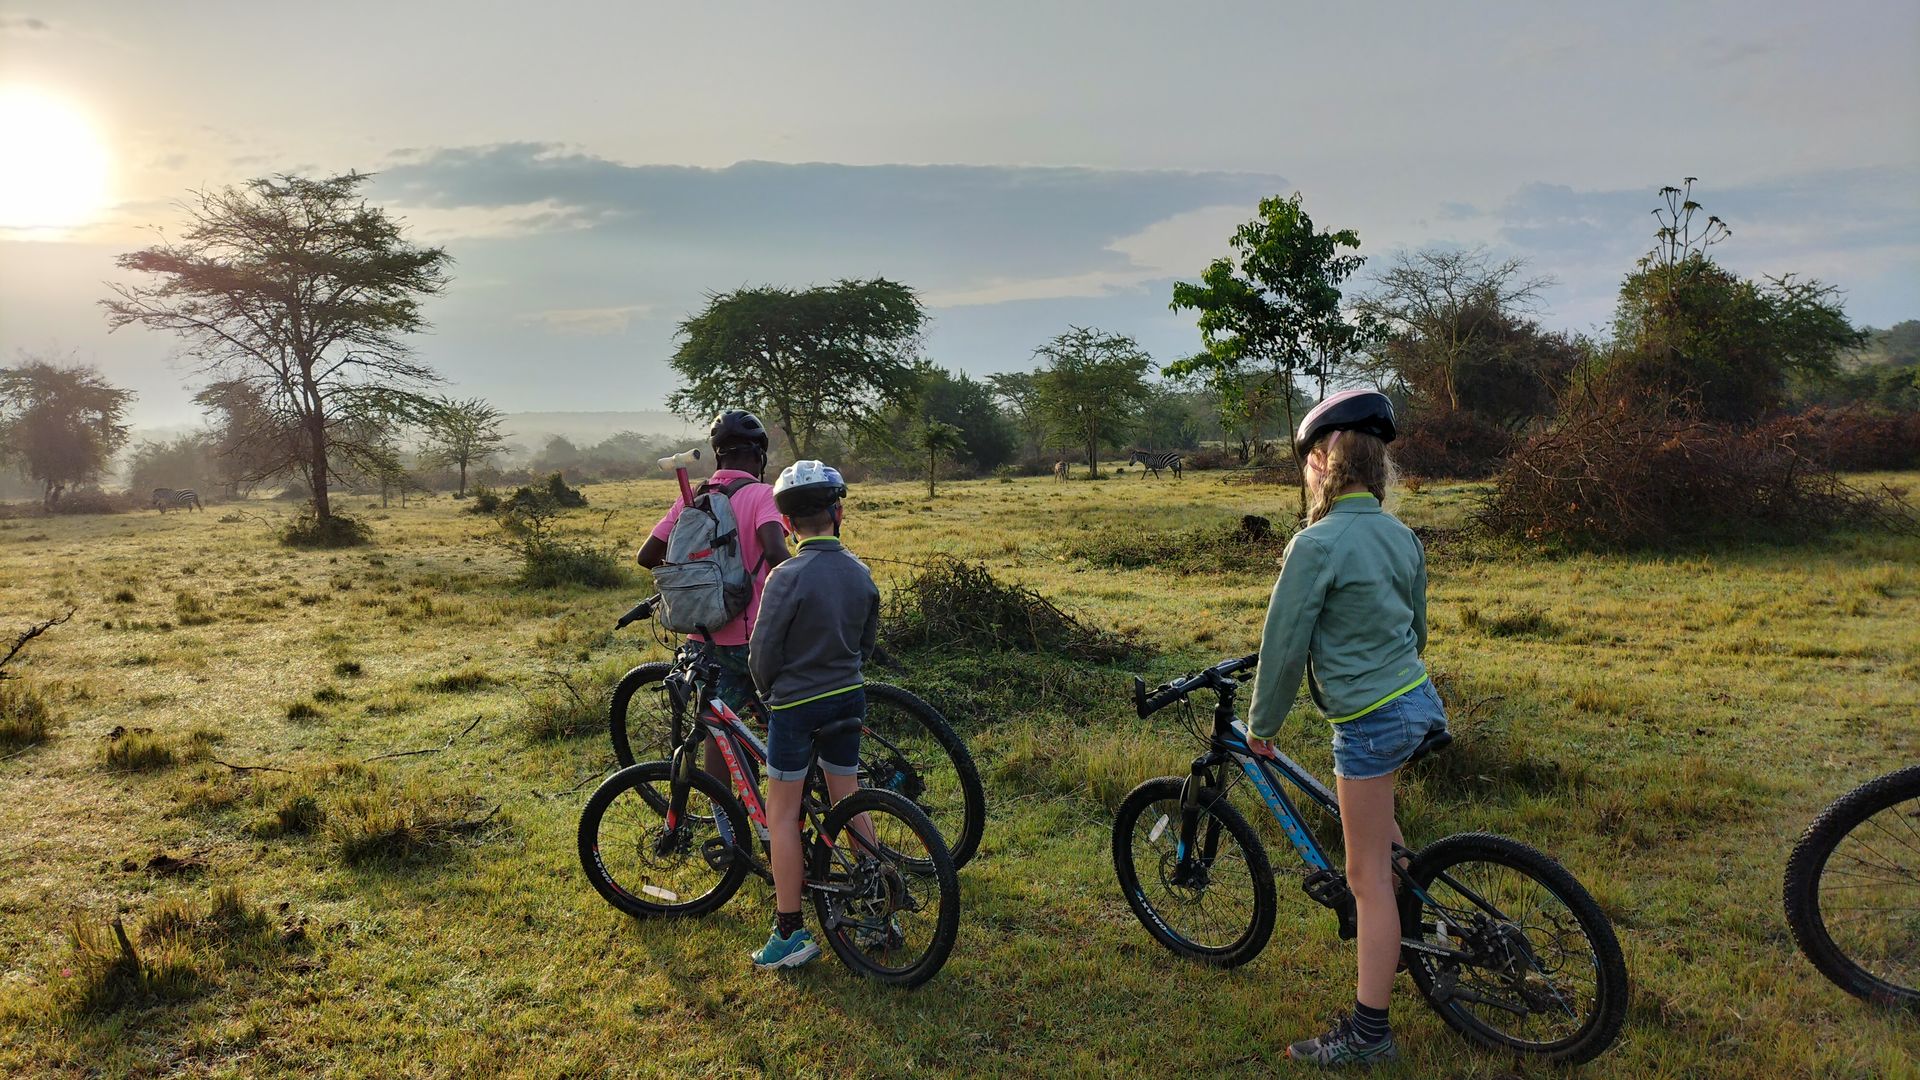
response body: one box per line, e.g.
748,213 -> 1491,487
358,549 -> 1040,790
578,643 -> 961,987
1111,654 -> 1629,1065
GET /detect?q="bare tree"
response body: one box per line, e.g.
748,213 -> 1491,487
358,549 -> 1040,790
1357,247 -> 1554,413
103,173 -> 451,528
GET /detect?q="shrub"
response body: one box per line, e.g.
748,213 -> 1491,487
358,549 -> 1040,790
102,731 -> 176,772
500,501 -> 628,590
881,556 -> 1137,662
1391,410 -> 1513,480
466,487 -> 502,514
504,472 -> 587,513
518,660 -> 626,740
48,487 -> 134,515
0,680 -> 53,750
1065,516 -> 1290,575
1753,407 -> 1920,473
1482,398 -> 1917,550
1185,447 -> 1240,471
281,511 -> 373,548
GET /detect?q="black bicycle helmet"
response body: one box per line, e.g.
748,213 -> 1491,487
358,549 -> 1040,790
708,409 -> 770,454
1294,389 -> 1397,457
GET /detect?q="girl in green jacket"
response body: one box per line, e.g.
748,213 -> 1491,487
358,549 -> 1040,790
1245,389 -> 1447,1068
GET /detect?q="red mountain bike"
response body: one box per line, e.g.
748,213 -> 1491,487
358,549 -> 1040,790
578,645 -> 961,987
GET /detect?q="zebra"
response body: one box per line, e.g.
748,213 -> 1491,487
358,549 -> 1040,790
1125,450 -> 1184,480
151,488 -> 202,513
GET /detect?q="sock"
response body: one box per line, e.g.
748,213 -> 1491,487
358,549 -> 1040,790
1350,1000 -> 1390,1045
775,910 -> 804,939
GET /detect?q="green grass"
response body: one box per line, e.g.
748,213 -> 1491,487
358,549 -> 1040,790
1,471 -> 1917,1076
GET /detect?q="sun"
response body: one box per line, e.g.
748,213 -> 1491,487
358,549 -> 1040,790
0,87 -> 110,230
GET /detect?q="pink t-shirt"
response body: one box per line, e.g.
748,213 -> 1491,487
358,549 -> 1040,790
649,469 -> 786,646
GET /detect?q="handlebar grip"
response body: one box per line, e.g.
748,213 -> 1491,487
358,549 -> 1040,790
657,448 -> 702,471
615,595 -> 658,628
1136,678 -> 1188,718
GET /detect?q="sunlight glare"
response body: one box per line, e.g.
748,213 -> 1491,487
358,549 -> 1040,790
0,86 -> 111,230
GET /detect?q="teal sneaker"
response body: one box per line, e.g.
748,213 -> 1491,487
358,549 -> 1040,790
750,927 -> 820,970
1286,1017 -> 1399,1068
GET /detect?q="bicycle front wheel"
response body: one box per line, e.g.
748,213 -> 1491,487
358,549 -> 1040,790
861,683 -> 987,870
578,761 -> 750,919
810,789 -> 960,988
1401,832 -> 1628,1064
1111,776 -> 1275,968
1784,763 -> 1920,1009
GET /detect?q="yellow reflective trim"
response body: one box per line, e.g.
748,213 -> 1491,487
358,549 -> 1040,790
767,682 -> 864,710
1327,674 -> 1429,724
796,536 -> 837,548
1333,492 -> 1376,503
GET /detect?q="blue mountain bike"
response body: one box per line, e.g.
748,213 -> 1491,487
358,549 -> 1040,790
1112,655 -> 1628,1065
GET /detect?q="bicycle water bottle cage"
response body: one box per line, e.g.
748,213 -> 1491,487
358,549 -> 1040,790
1302,869 -> 1358,941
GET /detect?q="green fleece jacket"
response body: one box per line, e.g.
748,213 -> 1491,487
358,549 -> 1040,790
1246,493 -> 1429,739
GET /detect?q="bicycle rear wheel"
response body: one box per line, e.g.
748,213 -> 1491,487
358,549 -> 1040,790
578,761 -> 750,918
861,683 -> 986,870
1400,832 -> 1627,1064
609,661 -> 677,769
810,789 -> 960,988
1784,763 -> 1920,1009
1111,776 -> 1275,968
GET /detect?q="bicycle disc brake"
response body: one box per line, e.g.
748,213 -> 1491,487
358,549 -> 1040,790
1302,869 -> 1358,941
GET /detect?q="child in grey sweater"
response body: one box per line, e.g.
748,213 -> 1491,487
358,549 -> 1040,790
746,460 -> 880,970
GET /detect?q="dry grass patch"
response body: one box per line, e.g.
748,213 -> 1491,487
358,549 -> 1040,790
0,680 -> 54,751
101,731 -> 177,772
418,666 -> 500,694
327,776 -> 501,865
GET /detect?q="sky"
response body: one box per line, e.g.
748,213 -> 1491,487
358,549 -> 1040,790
1,0 -> 1916,428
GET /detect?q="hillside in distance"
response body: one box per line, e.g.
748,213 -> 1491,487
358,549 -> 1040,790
498,411 -> 703,455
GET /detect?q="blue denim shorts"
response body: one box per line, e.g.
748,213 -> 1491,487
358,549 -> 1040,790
1330,678 -> 1448,781
765,688 -> 864,782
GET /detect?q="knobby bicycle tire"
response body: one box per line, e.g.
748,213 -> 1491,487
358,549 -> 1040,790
810,788 -> 960,988
1111,776 -> 1276,968
578,760 -> 750,919
1400,832 -> 1628,1064
1784,763 -> 1920,1009
609,667 -> 986,869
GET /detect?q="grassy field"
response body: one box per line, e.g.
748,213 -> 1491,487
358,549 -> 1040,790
1,470 -> 1917,1078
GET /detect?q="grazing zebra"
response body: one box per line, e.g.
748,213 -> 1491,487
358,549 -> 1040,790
1053,460 -> 1069,481
151,488 -> 202,513
1125,450 -> 1183,480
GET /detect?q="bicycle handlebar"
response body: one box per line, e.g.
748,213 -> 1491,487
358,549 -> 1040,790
615,594 -> 661,629
1133,653 -> 1258,718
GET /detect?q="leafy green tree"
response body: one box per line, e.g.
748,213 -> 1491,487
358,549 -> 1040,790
667,279 -> 925,459
104,173 -> 452,528
421,396 -> 508,496
1033,327 -> 1153,478
914,367 -> 1015,471
0,359 -> 133,509
910,418 -> 965,498
986,371 -> 1049,466
1607,179 -> 1864,421
1167,193 -> 1371,498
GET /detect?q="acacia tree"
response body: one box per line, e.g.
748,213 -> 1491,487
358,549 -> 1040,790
103,173 -> 452,533
0,359 -> 133,509
667,279 -> 925,458
1167,193 -> 1372,503
421,396 -> 508,495
1356,247 -> 1555,414
192,378 -> 297,498
1033,326 -> 1153,478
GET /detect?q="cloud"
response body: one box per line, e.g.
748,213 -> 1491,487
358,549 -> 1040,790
515,304 -> 653,336
0,15 -> 50,33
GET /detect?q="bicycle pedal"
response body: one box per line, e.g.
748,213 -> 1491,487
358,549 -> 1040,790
1302,869 -> 1359,941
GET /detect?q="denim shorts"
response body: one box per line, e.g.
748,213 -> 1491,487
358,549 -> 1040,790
765,688 -> 864,782
1330,678 -> 1448,781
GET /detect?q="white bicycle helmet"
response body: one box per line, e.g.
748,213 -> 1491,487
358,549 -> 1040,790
772,460 -> 847,516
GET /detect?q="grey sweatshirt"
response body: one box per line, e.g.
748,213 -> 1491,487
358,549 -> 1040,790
748,537 -> 880,710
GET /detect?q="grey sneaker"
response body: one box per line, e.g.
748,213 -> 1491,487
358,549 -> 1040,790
1287,1017 -> 1399,1068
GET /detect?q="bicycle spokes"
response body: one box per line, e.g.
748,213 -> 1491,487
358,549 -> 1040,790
1816,795 -> 1920,993
1129,794 -> 1261,951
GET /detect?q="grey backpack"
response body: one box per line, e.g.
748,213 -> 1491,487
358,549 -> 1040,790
653,477 -> 758,637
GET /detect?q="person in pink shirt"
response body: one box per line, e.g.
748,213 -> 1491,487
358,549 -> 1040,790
637,410 -> 791,775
